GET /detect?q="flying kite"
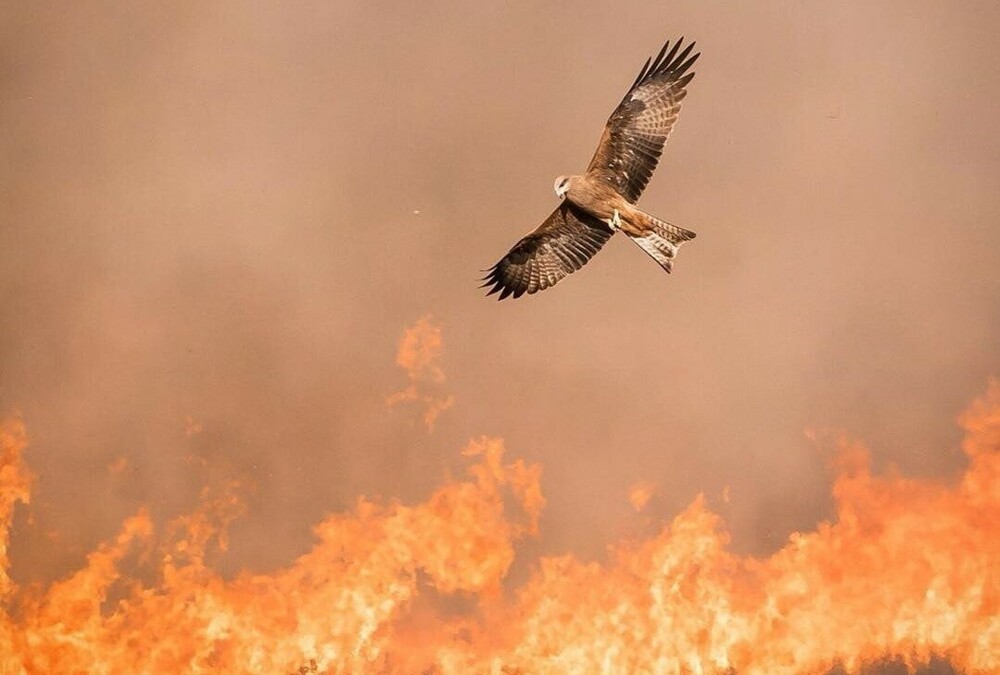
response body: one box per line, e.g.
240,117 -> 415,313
483,37 -> 700,299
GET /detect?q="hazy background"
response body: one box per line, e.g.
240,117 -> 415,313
2,1 -> 998,584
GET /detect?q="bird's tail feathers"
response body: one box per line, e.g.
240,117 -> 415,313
627,213 -> 696,273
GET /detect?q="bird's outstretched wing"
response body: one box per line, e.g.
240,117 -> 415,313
585,38 -> 699,203
482,201 -> 613,300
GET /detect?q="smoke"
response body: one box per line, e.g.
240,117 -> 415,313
1,0 -> 998,598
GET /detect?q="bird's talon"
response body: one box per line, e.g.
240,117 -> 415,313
607,209 -> 621,231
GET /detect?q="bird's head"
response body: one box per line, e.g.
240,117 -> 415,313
554,175 -> 571,199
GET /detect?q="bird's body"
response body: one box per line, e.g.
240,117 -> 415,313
560,175 -> 640,234
557,175 -> 635,231
483,37 -> 700,300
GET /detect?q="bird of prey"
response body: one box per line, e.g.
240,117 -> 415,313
482,37 -> 700,300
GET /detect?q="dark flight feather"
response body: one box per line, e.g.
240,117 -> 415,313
481,202 -> 613,299
586,37 -> 700,203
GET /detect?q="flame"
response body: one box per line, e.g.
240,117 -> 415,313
0,416 -> 32,601
1,373 -> 998,672
185,416 -> 204,438
386,316 -> 454,431
629,481 -> 656,512
107,455 -> 129,475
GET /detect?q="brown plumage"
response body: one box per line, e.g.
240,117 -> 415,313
483,37 -> 700,300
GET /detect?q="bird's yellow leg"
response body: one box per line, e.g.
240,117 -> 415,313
606,209 -> 621,231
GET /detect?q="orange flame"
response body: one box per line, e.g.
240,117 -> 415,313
629,481 -> 655,512
386,316 -> 454,431
1,379 -> 997,673
0,416 -> 32,601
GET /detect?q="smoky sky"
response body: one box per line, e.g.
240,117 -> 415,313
2,1 -> 998,584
